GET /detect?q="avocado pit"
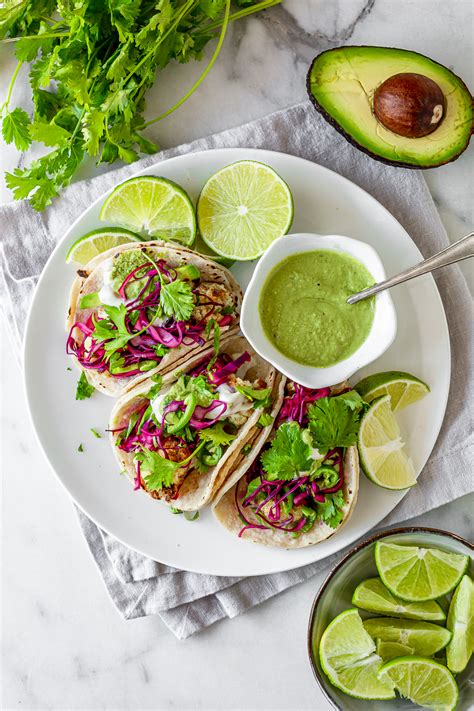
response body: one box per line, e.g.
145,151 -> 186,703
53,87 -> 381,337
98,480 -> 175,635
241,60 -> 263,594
373,72 -> 446,138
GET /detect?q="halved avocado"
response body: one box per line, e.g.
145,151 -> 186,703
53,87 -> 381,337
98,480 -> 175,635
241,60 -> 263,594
307,46 -> 473,168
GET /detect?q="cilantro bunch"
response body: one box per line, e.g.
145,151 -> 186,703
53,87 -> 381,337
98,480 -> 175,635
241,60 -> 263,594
0,0 -> 281,210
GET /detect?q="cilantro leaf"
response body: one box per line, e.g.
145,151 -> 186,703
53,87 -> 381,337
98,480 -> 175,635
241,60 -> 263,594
1,0 -> 281,210
314,490 -> 345,529
198,422 -> 237,447
261,422 -> 312,480
29,120 -> 71,147
333,390 -> 367,411
90,428 -> 102,438
92,304 -> 134,356
75,372 -> 95,400
2,108 -> 31,151
308,396 -> 362,452
160,279 -> 194,322
135,449 -> 180,492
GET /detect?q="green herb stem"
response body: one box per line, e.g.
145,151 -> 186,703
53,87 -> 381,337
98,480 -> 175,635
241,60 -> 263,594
0,32 -> 69,43
142,0 -> 231,128
192,0 -> 282,35
2,61 -> 23,110
123,0 -> 198,88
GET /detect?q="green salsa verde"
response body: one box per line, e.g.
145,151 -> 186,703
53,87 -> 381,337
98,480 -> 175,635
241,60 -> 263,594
259,250 -> 375,367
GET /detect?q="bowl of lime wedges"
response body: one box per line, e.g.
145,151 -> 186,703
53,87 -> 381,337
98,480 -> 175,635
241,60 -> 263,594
308,527 -> 473,710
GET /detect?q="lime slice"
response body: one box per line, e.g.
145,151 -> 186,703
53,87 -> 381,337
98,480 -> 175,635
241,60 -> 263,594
65,227 -> 141,265
446,574 -> 474,673
197,160 -> 293,260
375,541 -> 469,602
194,233 -> 234,268
364,618 -> 451,656
353,578 -> 446,621
318,609 -> 395,700
378,657 -> 458,710
355,371 -> 430,411
358,395 -> 416,489
100,176 -> 196,246
376,639 -> 415,662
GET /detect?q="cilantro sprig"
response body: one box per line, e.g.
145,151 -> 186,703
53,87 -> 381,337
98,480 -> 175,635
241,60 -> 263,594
0,0 -> 281,210
75,371 -> 95,400
307,391 -> 366,453
261,422 -> 313,481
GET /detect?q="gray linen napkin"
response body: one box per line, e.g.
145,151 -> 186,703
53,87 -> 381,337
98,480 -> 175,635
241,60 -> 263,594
1,102 -> 472,640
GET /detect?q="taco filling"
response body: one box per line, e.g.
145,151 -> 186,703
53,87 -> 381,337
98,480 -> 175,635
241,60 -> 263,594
67,249 -> 236,379
234,382 -> 365,539
112,349 -> 272,502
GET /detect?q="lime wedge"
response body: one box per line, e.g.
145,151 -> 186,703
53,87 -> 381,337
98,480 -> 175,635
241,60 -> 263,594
355,370 -> 430,411
197,160 -> 293,260
65,227 -> 141,265
376,639 -> 414,662
378,657 -> 458,710
446,574 -> 474,673
318,609 -> 395,700
100,176 -> 196,246
194,233 -> 234,268
364,618 -> 451,656
358,395 -> 416,489
353,578 -> 446,621
375,541 -> 469,602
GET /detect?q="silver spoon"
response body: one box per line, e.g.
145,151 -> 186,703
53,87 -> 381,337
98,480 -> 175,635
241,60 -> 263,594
347,232 -> 474,304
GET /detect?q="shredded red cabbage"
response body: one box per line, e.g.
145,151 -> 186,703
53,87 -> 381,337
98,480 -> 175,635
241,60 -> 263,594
67,259 -> 234,378
276,382 -> 331,426
237,383 -> 347,538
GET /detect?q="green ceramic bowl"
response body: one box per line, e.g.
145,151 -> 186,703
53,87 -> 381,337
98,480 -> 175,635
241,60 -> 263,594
308,527 -> 473,710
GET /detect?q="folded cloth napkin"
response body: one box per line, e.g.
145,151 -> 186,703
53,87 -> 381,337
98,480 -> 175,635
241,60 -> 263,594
1,101 -> 472,640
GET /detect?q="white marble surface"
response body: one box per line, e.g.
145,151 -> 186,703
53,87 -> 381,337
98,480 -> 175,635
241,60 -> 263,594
1,1 -> 473,709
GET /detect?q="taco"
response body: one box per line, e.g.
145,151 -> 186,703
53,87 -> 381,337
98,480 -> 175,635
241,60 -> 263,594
108,336 -> 283,511
66,241 -> 242,396
213,380 -> 361,548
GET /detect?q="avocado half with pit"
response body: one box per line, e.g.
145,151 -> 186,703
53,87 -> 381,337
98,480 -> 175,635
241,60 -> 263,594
306,46 -> 473,168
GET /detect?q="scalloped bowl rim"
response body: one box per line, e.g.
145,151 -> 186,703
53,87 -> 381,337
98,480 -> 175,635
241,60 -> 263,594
240,233 -> 397,388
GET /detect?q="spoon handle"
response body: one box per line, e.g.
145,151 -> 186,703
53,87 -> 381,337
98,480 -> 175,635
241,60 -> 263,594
347,232 -> 474,305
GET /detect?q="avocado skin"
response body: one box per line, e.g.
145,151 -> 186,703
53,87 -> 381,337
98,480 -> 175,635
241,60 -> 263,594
306,46 -> 473,170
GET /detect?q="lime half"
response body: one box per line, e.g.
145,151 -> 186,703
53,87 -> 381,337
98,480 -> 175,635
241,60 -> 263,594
446,574 -> 474,673
197,160 -> 293,260
355,371 -> 430,411
378,657 -> 459,710
375,541 -> 469,602
376,639 -> 414,662
318,609 -> 395,700
65,227 -> 141,265
364,618 -> 451,656
100,176 -> 196,246
358,395 -> 416,489
353,577 -> 446,621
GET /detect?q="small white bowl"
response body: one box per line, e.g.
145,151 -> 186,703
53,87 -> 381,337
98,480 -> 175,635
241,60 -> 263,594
240,233 -> 397,388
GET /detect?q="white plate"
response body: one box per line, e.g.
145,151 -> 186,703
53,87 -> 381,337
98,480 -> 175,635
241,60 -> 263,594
24,148 -> 450,576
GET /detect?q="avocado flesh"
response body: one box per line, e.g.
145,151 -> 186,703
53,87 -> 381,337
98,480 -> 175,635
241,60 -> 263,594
308,46 -> 473,168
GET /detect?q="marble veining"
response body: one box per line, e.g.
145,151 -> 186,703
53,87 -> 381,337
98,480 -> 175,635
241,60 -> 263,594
1,0 -> 473,708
